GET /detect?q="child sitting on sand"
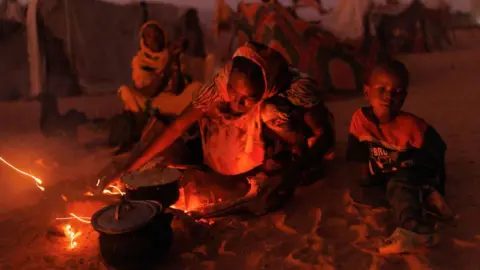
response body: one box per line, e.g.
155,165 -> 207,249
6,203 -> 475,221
346,59 -> 451,254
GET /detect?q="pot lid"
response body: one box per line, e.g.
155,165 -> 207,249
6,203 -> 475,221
121,167 -> 182,187
91,200 -> 160,234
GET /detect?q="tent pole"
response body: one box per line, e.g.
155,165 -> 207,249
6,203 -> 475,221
65,0 -> 72,60
140,1 -> 148,23
26,0 -> 44,98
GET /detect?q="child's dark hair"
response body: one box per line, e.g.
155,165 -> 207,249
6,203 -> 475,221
231,56 -> 265,93
373,59 -> 410,90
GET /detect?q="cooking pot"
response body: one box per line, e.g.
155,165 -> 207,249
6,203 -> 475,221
91,199 -> 173,270
121,166 -> 183,208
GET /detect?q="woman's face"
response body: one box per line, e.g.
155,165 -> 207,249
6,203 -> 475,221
143,25 -> 165,52
227,71 -> 264,114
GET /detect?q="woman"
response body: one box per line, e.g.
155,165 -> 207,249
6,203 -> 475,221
104,42 -> 335,213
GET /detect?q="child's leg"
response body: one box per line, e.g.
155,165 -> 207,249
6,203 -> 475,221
386,171 -> 432,234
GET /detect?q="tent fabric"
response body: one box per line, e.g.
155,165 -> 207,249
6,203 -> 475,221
0,0 -> 183,99
422,0 -> 449,9
47,0 -> 178,93
318,0 -> 372,41
371,3 -> 411,16
214,0 -> 234,37
236,2 -> 336,84
2,0 -> 24,23
471,0 -> 480,17
236,2 -> 379,90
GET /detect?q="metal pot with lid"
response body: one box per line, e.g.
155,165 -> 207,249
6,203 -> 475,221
122,166 -> 183,208
91,198 -> 173,270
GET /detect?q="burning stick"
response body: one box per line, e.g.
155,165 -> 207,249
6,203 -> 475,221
0,156 -> 45,191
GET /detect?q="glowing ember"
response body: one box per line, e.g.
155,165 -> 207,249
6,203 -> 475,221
56,213 -> 91,224
102,185 -> 125,196
64,224 -> 82,249
0,156 -> 45,191
172,187 -> 214,212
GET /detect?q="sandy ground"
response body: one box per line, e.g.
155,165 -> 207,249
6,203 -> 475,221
1,30 -> 480,269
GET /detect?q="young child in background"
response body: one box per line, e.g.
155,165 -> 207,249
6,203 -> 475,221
346,59 -> 451,254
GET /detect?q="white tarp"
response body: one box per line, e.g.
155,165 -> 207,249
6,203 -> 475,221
319,0 -> 373,41
4,0 -> 24,22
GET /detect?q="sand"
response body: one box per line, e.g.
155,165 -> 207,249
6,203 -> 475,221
0,29 -> 480,269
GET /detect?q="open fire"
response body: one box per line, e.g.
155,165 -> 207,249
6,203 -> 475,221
1,155 -> 216,251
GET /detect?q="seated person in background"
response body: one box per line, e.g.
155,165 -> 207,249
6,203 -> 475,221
103,41 -> 335,214
175,8 -> 212,82
118,20 -> 187,115
346,60 -> 451,255
113,21 -> 202,154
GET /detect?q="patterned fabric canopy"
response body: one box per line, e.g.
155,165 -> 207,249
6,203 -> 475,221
236,2 -> 379,91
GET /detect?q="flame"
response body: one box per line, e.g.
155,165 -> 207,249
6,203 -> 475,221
171,188 -> 215,225
56,213 -> 91,224
64,224 -> 82,249
0,157 -> 45,191
172,187 -> 213,213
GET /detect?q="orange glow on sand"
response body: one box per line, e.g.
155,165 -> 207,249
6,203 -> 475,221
0,156 -> 45,191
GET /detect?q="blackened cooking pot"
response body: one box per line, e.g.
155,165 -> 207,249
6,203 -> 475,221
91,199 -> 173,270
121,166 -> 183,208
